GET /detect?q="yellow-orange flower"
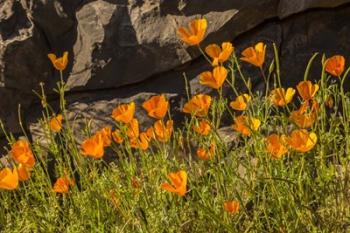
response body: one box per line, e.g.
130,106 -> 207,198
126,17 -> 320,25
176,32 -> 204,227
17,164 -> 31,181
53,176 -> 74,193
193,119 -> 211,136
266,134 -> 288,159
161,170 -> 187,197
49,114 -> 63,132
95,127 -> 112,147
153,120 -> 173,142
130,132 -> 150,150
240,42 -> 266,68
183,94 -> 212,117
296,81 -> 319,101
111,102 -> 135,124
196,143 -> 216,160
0,168 -> 18,190
142,95 -> 169,119
126,118 -> 140,139
205,42 -> 234,66
112,130 -> 123,144
224,201 -> 240,214
11,139 -> 35,168
81,134 -> 105,159
270,88 -> 295,106
230,94 -> 251,111
199,66 -> 228,89
287,129 -> 317,153
48,51 -> 68,71
177,18 -> 207,46
290,101 -> 318,128
325,55 -> 345,77
232,115 -> 261,136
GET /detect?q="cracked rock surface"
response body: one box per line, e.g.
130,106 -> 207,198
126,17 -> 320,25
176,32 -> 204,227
1,0 -> 350,147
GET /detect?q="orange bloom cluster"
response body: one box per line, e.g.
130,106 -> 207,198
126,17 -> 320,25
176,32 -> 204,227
53,176 -> 75,193
232,115 -> 261,136
49,114 -> 63,132
224,201 -> 240,214
161,170 -> 187,197
177,19 -> 207,46
240,42 -> 266,68
205,42 -> 234,66
230,94 -> 251,111
48,51 -> 69,71
196,142 -> 216,160
270,88 -> 295,107
193,119 -> 211,136
325,55 -> 345,77
183,94 -> 212,117
199,66 -> 228,89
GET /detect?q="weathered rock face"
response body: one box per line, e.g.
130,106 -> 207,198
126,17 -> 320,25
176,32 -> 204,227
1,0 -> 350,143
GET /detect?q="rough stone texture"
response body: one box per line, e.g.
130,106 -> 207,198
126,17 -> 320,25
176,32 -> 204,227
1,0 -> 350,149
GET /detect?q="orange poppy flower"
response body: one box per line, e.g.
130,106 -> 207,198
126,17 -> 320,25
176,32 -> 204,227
161,170 -> 187,197
11,139 -> 35,168
126,118 -> 140,139
130,132 -> 150,150
111,102 -> 135,124
48,51 -> 68,71
112,130 -> 123,144
183,94 -> 212,117
142,95 -> 169,119
266,134 -> 288,159
224,201 -> 240,214
193,119 -> 211,136
230,94 -> 251,111
81,134 -> 105,159
196,143 -> 216,160
177,18 -> 207,46
53,176 -> 74,193
240,42 -> 266,68
153,120 -> 173,142
199,66 -> 228,89
270,88 -> 295,106
325,55 -> 345,77
205,42 -> 234,66
232,115 -> 261,136
146,126 -> 155,139
296,81 -> 319,101
49,114 -> 63,132
95,127 -> 112,147
290,101 -> 318,128
287,129 -> 317,153
0,168 -> 18,190
17,164 -> 31,181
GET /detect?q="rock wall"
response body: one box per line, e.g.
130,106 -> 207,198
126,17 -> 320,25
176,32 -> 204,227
1,0 -> 350,144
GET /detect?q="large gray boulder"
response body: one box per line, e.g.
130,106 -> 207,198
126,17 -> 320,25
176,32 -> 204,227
1,0 -> 350,144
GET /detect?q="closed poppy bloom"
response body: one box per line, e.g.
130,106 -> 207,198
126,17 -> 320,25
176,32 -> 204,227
11,139 -> 35,168
270,88 -> 295,106
153,120 -> 173,142
0,168 -> 18,190
199,66 -> 228,89
224,201 -> 240,214
193,119 -> 211,136
232,115 -> 261,136
130,132 -> 150,150
205,42 -> 234,66
142,95 -> 169,119
266,134 -> 288,159
177,18 -> 207,46
17,164 -> 31,181
146,127 -> 155,139
240,42 -> 266,68
112,130 -> 123,144
296,81 -> 319,101
325,95 -> 334,109
126,118 -> 140,139
196,143 -> 216,160
230,94 -> 251,111
290,101 -> 318,128
287,129 -> 317,153
53,176 -> 74,193
49,114 -> 63,132
183,94 -> 212,117
325,55 -> 345,77
95,127 -> 112,147
111,102 -> 135,124
48,51 -> 68,71
81,134 -> 105,159
161,170 -> 187,197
